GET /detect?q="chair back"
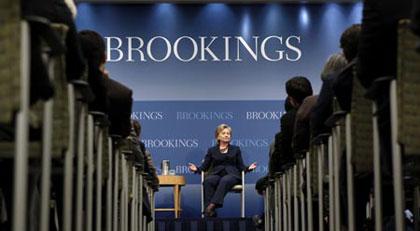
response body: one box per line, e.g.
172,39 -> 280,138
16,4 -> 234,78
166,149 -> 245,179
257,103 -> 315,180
350,74 -> 374,175
50,24 -> 70,158
0,0 -> 21,124
397,20 -> 420,157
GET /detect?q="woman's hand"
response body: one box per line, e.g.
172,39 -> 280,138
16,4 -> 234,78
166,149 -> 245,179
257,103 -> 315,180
248,162 -> 257,171
188,163 -> 198,172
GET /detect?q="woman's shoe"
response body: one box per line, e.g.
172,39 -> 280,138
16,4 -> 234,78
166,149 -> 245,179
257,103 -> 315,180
204,203 -> 216,217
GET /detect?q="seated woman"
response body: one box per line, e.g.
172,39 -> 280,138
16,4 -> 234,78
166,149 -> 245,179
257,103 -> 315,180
188,124 -> 257,217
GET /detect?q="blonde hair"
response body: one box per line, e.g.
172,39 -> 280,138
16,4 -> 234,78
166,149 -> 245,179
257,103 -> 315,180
321,53 -> 348,80
215,124 -> 232,142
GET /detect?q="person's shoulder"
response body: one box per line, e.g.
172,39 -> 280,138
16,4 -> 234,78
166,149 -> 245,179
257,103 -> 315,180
229,145 -> 241,151
303,95 -> 318,105
208,146 -> 218,153
281,108 -> 297,120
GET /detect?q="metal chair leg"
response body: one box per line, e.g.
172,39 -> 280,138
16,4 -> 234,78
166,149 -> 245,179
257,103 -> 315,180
150,190 -> 155,231
372,103 -> 383,231
63,84 -> 76,231
96,128 -> 104,231
318,145 -> 324,231
121,154 -> 129,231
306,153 -> 313,231
75,105 -> 87,231
264,186 -> 272,231
333,126 -> 341,230
119,156 -> 124,231
300,159 -> 307,231
272,180 -> 276,231
40,58 -> 54,231
12,21 -> 30,231
113,146 -> 120,231
272,184 -> 276,231
86,115 -> 94,231
131,166 -> 137,231
390,80 -> 405,231
106,138 -> 113,231
294,165 -> 299,231
133,170 -> 138,231
147,187 -> 152,231
282,174 -> 288,231
345,115 -> 355,231
287,169 -> 292,231
201,172 -> 204,218
139,174 -> 143,231
274,177 -> 283,231
265,186 -> 270,231
328,136 -> 334,231
241,170 -> 245,218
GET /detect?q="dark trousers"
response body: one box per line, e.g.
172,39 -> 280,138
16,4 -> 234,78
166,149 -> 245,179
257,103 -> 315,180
203,174 -> 240,208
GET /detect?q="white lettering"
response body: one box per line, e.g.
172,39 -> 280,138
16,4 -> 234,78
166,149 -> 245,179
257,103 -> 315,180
127,37 -> 145,62
105,35 -> 302,63
223,36 -> 232,61
106,37 -> 124,62
261,36 -> 284,62
147,36 -> 171,62
235,36 -> 259,61
173,36 -> 198,62
199,36 -> 220,61
286,36 -> 302,61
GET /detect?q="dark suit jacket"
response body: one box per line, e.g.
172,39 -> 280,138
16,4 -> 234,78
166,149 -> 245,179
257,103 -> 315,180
197,145 -> 248,179
292,95 -> 318,155
310,74 -> 336,139
332,59 -> 356,112
357,0 -> 412,89
106,78 -> 133,138
413,1 -> 420,36
271,108 -> 297,172
87,67 -> 109,113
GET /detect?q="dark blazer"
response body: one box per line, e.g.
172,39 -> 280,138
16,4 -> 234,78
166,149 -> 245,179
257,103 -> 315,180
357,0 -> 412,89
197,145 -> 248,179
310,74 -> 337,138
292,95 -> 318,155
271,108 -> 297,172
106,78 -> 133,138
332,59 -> 356,112
87,67 -> 109,113
413,0 -> 420,36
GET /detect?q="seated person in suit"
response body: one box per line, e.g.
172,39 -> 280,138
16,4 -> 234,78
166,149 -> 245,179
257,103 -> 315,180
78,30 -> 109,114
188,124 -> 257,217
79,29 -> 133,138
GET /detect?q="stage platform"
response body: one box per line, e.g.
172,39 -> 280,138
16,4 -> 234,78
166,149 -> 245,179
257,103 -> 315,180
154,217 -> 258,231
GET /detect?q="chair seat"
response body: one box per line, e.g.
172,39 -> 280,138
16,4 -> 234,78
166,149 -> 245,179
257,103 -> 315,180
230,184 -> 243,192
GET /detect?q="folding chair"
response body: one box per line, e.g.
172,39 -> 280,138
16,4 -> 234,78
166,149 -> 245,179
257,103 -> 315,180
395,20 -> 420,230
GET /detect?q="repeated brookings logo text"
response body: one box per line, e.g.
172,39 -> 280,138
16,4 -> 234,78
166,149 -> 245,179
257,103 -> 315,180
176,111 -> 234,120
211,138 -> 270,148
143,138 -> 199,148
246,111 -> 283,120
131,111 -> 164,120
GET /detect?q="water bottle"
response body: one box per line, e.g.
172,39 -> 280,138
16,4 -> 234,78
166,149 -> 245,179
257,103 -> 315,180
161,160 -> 170,175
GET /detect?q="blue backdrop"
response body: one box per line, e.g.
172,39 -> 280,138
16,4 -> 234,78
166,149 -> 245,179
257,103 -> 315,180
76,3 -> 362,218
